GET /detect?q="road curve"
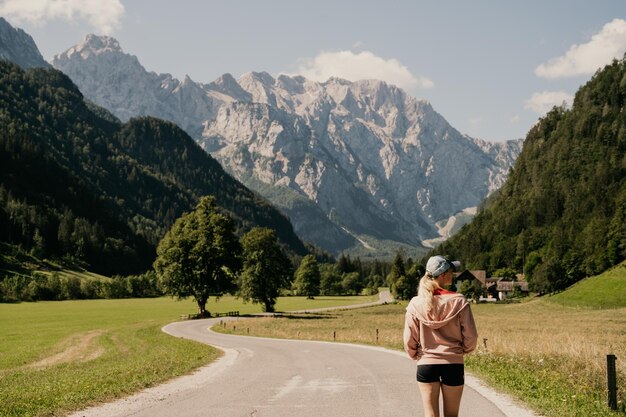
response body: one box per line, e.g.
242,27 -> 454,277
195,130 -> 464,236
68,314 -> 539,417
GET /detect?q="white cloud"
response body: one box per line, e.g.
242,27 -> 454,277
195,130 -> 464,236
509,115 -> 520,124
524,91 -> 574,114
0,0 -> 125,34
294,50 -> 434,91
535,18 -> 626,78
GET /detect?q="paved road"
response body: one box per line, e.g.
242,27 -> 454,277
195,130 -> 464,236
68,323 -> 538,416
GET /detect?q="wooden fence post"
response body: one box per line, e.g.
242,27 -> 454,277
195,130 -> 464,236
607,354 -> 617,411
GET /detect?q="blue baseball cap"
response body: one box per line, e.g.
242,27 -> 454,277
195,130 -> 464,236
426,255 -> 461,277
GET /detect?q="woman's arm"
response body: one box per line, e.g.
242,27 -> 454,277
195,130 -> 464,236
460,305 -> 478,353
403,312 -> 422,360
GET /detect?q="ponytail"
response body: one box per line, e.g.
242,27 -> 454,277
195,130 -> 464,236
416,273 -> 442,315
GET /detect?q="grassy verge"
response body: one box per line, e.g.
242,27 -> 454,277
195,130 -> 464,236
215,300 -> 626,416
0,294 -> 377,417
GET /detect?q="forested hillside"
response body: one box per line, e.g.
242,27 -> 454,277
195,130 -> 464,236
0,61 -> 307,275
434,57 -> 626,292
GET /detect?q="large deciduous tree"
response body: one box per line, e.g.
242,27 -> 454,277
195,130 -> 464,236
154,196 -> 241,316
237,227 -> 292,312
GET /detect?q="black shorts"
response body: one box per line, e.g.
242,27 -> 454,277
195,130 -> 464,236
416,364 -> 465,386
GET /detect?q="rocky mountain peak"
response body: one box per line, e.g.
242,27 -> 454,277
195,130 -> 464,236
61,34 -> 122,60
240,71 -> 276,86
324,76 -> 353,86
207,73 -> 252,102
52,35 -> 217,134
238,71 -> 279,106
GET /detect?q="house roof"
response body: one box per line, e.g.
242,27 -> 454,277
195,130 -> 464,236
496,281 -> 529,292
454,270 -> 488,286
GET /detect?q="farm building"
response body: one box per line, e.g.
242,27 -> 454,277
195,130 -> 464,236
454,270 -> 528,300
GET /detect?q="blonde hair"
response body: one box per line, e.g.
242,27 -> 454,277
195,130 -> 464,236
416,273 -> 442,315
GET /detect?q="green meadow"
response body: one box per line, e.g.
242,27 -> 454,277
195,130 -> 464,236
0,294 -> 376,417
546,261 -> 626,309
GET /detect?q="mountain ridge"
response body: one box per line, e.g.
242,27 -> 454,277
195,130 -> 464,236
0,17 -> 50,69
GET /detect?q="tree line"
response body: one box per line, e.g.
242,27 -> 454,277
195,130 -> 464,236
0,270 -> 161,303
1,196 -> 428,305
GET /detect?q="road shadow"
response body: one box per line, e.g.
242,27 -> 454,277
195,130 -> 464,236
267,313 -> 336,320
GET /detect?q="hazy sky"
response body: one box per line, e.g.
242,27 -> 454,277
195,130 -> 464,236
2,0 -> 625,142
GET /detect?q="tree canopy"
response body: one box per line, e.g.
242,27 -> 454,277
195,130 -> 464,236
237,227 -> 292,312
154,196 -> 241,315
293,254 -> 321,299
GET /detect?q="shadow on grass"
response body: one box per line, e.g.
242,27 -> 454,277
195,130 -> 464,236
246,313 -> 337,320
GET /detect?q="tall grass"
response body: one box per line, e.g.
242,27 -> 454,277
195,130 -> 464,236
468,301 -> 626,416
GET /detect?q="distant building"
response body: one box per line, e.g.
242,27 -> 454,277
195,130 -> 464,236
454,270 -> 528,300
496,281 -> 529,300
454,270 -> 494,298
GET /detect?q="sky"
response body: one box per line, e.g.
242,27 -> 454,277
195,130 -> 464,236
1,0 -> 625,142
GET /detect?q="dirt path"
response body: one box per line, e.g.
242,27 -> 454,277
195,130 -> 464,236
26,330 -> 105,370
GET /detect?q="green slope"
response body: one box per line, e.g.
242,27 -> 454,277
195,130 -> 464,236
547,260 -> 626,308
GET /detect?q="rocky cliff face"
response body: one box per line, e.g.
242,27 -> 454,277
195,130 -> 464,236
53,35 -> 523,256
0,17 -> 50,69
52,35 -> 220,138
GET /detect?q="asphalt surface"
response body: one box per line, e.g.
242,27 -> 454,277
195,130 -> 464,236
67,294 -> 540,417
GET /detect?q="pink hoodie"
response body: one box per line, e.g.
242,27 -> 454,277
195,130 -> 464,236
403,290 -> 478,364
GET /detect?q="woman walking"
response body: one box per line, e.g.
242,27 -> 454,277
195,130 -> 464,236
403,255 -> 478,417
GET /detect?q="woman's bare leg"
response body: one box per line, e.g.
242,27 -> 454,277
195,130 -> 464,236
441,384 -> 464,417
417,382 -> 441,417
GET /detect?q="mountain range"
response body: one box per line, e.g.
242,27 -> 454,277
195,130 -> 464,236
51,34 -> 523,257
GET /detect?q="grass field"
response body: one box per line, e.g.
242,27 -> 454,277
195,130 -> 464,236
0,294 -> 376,417
217,298 -> 626,416
546,261 -> 626,309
